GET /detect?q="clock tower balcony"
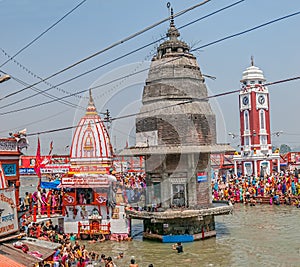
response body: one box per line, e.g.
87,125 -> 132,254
260,144 -> 269,152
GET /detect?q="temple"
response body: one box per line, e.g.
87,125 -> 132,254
69,89 -> 114,171
60,90 -> 126,237
121,9 -> 233,242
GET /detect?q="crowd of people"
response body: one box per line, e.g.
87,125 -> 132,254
212,169 -> 300,206
17,172 -> 150,266
18,172 -> 147,219
19,218 -> 145,267
19,187 -> 63,215
114,173 -> 146,205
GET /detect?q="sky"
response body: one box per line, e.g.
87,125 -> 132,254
0,0 -> 300,155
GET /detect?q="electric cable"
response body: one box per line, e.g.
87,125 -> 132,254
0,0 -> 88,68
25,75 -> 300,137
191,10 -> 300,51
0,108 -> 72,135
0,0 -> 212,101
0,48 -> 85,100
1,8 -> 299,115
7,74 -> 85,110
0,0 -> 243,107
5,0 -> 293,114
1,2 -> 299,138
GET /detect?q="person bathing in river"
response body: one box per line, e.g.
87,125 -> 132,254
88,234 -> 105,243
172,242 -> 183,253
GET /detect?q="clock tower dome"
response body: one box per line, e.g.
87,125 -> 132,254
234,58 -> 280,177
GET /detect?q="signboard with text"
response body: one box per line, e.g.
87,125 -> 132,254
69,165 -> 109,174
61,176 -> 109,187
2,164 -> 17,176
0,188 -> 18,237
0,140 -> 17,152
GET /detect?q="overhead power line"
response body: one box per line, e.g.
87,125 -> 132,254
10,75 -> 85,110
26,75 -> 300,137
0,0 -> 243,109
1,7 -> 299,115
191,10 -> 300,51
0,0 -> 212,102
0,49 -> 85,111
0,48 -> 85,100
0,0 -> 88,69
0,108 -> 72,135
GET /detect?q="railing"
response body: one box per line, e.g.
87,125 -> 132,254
77,221 -> 111,238
21,204 -> 62,223
260,145 -> 269,152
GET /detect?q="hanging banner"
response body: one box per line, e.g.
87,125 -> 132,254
94,192 -> 107,205
62,192 -> 76,206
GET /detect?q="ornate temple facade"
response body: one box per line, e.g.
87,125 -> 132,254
122,10 -> 233,242
69,89 -> 114,174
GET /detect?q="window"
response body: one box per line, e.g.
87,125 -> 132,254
172,184 -> 185,207
260,135 -> 267,145
244,110 -> 250,130
153,182 -> 161,205
260,110 -> 265,130
244,136 -> 250,146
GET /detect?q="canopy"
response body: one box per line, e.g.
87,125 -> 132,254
40,179 -> 60,189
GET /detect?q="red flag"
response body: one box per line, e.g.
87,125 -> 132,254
34,137 -> 43,180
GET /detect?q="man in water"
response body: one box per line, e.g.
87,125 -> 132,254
172,242 -> 183,253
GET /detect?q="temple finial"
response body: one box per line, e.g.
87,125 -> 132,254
89,89 -> 93,102
167,2 -> 171,17
251,56 -> 254,66
167,2 -> 174,27
166,3 -> 179,40
170,7 -> 174,28
86,89 -> 97,115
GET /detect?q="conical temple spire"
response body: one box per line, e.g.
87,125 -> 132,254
86,89 -> 97,115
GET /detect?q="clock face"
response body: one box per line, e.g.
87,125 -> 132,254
258,95 -> 265,104
242,96 -> 249,105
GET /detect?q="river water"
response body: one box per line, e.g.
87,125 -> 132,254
20,177 -> 300,267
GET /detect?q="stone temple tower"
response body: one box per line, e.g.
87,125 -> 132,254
122,9 -> 233,242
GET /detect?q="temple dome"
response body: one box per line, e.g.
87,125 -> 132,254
154,8 -> 191,60
70,90 -> 113,165
241,57 -> 266,82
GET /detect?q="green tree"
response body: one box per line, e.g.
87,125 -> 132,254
279,144 -> 291,154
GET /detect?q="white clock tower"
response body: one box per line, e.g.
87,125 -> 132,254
234,58 -> 280,177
